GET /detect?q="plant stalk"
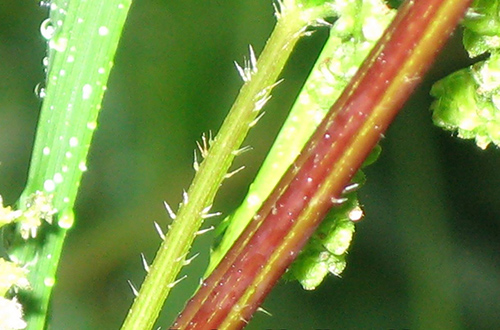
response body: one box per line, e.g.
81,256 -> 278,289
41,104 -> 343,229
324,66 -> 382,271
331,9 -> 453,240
171,0 -> 473,328
121,3 -> 333,329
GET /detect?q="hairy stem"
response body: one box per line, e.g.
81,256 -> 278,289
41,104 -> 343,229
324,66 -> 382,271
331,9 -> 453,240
172,0 -> 472,328
121,2 -> 333,329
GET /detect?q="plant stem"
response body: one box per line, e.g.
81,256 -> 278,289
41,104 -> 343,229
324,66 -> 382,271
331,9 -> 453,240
121,3 -> 332,329
8,1 -> 132,328
208,0 -> 396,282
171,0 -> 473,328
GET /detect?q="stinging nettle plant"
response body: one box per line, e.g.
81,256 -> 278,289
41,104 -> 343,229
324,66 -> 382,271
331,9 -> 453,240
0,0 -> 498,328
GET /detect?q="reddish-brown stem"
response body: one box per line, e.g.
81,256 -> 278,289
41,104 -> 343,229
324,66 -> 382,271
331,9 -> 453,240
172,0 -> 472,328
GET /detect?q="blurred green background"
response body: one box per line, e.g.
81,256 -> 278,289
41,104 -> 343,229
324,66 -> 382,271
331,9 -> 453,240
1,1 -> 499,329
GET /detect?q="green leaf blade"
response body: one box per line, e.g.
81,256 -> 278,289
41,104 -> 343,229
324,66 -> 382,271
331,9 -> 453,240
9,1 -> 132,328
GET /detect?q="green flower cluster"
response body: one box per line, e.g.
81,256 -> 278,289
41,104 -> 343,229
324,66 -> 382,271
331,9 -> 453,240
0,257 -> 29,330
284,175 -> 361,290
286,146 -> 380,290
431,0 -> 500,149
0,192 -> 57,329
0,198 -> 30,330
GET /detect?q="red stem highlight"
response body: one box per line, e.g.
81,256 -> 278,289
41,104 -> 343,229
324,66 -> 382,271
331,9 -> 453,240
172,0 -> 472,328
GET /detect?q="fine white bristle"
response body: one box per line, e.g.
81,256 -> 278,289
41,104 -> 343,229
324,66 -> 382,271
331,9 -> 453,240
224,166 -> 245,179
234,61 -> 248,82
331,197 -> 348,205
249,45 -> 257,73
232,145 -> 252,156
342,182 -> 360,195
163,201 -> 177,220
249,111 -> 266,127
183,253 -> 200,266
196,226 -> 215,236
166,275 -> 187,289
153,221 -> 166,240
127,280 -> 139,297
257,306 -> 273,316
193,150 -> 199,172
140,253 -> 150,273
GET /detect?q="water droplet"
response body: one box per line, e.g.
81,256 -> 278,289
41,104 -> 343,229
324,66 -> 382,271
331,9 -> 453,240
44,179 -> 55,192
98,26 -> 109,36
69,137 -> 78,147
271,207 -> 278,215
49,36 -> 68,52
40,18 -> 55,40
42,56 -> 49,67
247,194 -> 260,206
39,0 -> 51,8
54,173 -> 63,183
34,82 -> 47,99
78,162 -> 88,172
44,277 -> 55,287
43,147 -> 51,155
82,84 -> 92,100
348,206 -> 363,221
58,212 -> 74,229
87,121 -> 97,130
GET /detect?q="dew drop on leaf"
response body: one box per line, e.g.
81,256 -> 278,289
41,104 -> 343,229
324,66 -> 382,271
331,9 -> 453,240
43,179 -> 55,192
49,36 -> 68,52
39,0 -> 51,9
34,82 -> 47,99
40,18 -> 55,40
86,121 -> 97,130
82,84 -> 92,99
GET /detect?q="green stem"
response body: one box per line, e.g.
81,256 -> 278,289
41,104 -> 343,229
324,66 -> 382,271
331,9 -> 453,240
8,1 -> 132,328
172,0 -> 472,328
208,0 -> 396,283
121,2 -> 335,328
